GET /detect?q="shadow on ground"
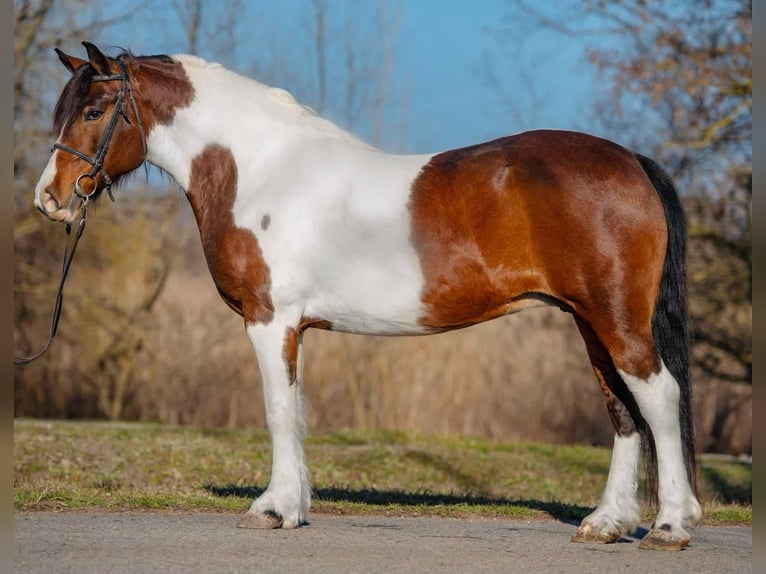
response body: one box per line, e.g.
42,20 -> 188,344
203,484 -> 592,524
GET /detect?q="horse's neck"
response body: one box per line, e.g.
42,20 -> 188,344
144,60 -> 370,192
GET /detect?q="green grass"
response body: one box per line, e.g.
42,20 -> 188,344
14,419 -> 750,525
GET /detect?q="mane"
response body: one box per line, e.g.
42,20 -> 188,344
170,53 -> 222,70
52,64 -> 97,136
170,53 -> 372,148
52,50 -> 371,149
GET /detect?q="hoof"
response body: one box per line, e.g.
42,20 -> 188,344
237,510 -> 284,529
639,528 -> 690,551
571,523 -> 621,544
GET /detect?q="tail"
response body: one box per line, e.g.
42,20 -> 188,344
636,153 -> 697,499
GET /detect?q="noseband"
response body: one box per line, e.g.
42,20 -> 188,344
52,58 -> 147,204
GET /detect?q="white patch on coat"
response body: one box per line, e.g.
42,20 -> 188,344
33,150 -> 60,211
239,144 -> 433,335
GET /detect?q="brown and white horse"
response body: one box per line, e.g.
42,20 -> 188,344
34,42 -> 701,550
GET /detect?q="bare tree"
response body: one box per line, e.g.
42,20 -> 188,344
493,0 -> 751,189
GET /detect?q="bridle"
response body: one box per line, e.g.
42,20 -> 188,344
52,57 -> 147,205
15,58 -> 146,366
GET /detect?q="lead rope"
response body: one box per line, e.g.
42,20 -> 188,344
14,203 -> 88,366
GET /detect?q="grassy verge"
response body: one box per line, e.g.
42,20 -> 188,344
14,419 -> 751,525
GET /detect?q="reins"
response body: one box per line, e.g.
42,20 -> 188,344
15,57 -> 146,366
14,206 -> 89,366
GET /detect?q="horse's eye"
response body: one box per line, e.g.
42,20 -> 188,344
85,109 -> 103,121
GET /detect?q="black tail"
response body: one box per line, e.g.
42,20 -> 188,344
636,153 -> 697,499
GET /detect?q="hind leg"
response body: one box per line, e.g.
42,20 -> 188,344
573,430 -> 641,543
577,310 -> 701,550
571,319 -> 641,543
619,364 -> 702,549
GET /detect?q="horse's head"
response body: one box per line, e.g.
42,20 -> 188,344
35,42 -> 147,223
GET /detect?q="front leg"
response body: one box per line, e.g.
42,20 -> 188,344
238,316 -> 310,529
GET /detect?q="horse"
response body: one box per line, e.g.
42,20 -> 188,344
33,42 -> 702,550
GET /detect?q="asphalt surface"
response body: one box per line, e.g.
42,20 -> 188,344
15,512 -> 751,574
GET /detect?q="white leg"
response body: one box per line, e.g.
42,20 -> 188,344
620,363 -> 702,549
572,433 -> 641,543
238,317 -> 310,529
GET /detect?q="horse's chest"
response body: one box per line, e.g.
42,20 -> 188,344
186,144 -> 275,324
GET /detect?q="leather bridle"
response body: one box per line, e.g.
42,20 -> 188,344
15,58 -> 146,366
52,58 -> 147,205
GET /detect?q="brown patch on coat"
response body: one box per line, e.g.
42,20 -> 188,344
283,327 -> 300,384
299,316 -> 334,331
282,319 -> 334,385
409,130 -> 667,379
186,144 -> 274,325
127,55 -> 195,131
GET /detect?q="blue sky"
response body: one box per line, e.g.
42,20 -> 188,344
394,1 -> 597,152
83,0 -> 600,155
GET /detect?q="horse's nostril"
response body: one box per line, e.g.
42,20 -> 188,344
42,188 -> 62,211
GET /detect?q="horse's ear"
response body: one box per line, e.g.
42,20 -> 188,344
82,41 -> 111,75
55,48 -> 87,74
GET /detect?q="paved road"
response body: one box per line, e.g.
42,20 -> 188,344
15,512 -> 751,574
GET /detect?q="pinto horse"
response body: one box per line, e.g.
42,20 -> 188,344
34,43 -> 702,550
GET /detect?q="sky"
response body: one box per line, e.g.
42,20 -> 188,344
80,0 -> 600,155
393,1 -> 597,152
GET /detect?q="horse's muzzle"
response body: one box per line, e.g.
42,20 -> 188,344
35,189 -> 76,223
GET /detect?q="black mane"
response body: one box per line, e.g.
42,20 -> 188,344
52,63 -> 96,136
